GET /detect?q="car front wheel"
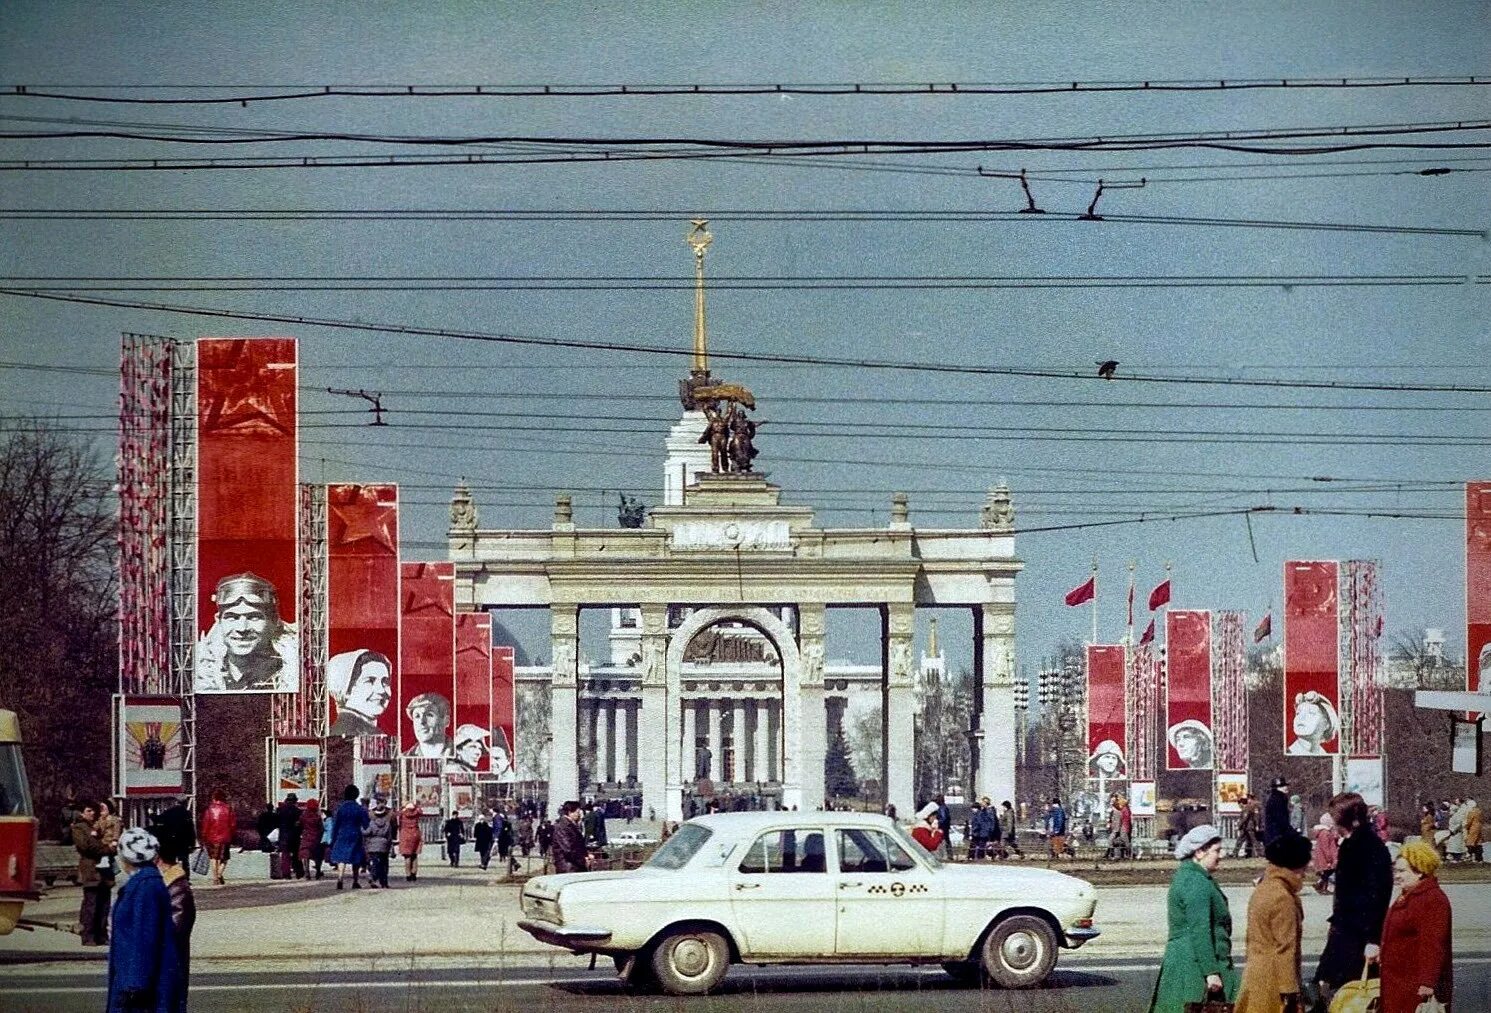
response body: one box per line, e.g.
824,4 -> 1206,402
649,926 -> 730,995
979,914 -> 1058,988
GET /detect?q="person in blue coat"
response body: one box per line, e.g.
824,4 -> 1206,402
328,784 -> 369,890
108,828 -> 186,1013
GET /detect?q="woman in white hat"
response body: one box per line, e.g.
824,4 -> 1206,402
910,802 -> 944,854
1149,824 -> 1239,1013
107,828 -> 187,1013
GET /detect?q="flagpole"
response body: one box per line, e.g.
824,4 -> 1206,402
1126,561 -> 1136,647
1091,557 -> 1099,645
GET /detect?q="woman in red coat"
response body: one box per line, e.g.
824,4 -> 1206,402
910,802 -> 944,854
198,789 -> 237,886
1378,841 -> 1453,1012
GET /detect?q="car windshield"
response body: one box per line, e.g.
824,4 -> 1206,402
891,822 -> 941,869
645,823 -> 714,870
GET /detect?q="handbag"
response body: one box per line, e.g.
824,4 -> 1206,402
190,847 -> 210,877
1328,962 -> 1380,1013
1414,998 -> 1446,1013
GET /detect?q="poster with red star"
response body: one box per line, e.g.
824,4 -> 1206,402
1284,560 -> 1341,757
326,483 -> 400,738
452,612 -> 492,774
1467,483 -> 1491,706
194,338 -> 299,694
1165,610 -> 1214,771
399,562 -> 455,757
492,645 -> 516,782
1086,644 -> 1127,783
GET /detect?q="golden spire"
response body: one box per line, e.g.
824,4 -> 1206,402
927,616 -> 939,658
687,219 -> 713,376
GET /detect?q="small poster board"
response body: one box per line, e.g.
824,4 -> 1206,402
1451,717 -> 1483,776
1216,773 -> 1248,814
1129,780 -> 1157,817
267,738 -> 322,805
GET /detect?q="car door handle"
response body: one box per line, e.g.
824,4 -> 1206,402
838,880 -> 862,889
734,882 -> 760,891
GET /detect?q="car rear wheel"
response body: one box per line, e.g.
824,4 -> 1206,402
979,915 -> 1058,988
649,926 -> 729,995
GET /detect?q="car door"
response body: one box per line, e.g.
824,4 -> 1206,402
728,826 -> 836,958
833,827 -> 945,957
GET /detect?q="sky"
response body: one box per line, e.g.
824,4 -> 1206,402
1,1 -> 1488,677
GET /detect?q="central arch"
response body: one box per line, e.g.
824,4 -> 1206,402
664,605 -> 804,821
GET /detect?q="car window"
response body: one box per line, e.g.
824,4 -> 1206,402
837,828 -> 919,873
737,829 -> 827,874
645,823 -> 713,870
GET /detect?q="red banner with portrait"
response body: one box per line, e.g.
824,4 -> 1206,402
1086,645 -> 1127,780
453,612 -> 492,774
194,338 -> 299,694
326,484 -> 399,737
492,645 -> 516,781
1467,483 -> 1491,702
398,562 -> 455,758
1284,560 -> 1341,756
1165,610 -> 1213,771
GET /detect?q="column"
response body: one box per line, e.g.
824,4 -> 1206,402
768,700 -> 780,785
883,602 -> 916,819
637,603 -> 670,823
617,700 -> 632,784
682,700 -> 697,777
548,604 -> 580,817
708,700 -> 724,781
793,603 -> 827,812
977,602 -> 1017,804
729,700 -> 747,782
752,699 -> 769,783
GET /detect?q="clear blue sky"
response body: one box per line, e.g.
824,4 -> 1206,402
2,2 -> 1487,675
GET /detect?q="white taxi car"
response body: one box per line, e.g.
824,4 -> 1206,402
519,810 -> 1099,995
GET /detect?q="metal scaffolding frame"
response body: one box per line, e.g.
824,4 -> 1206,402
1343,559 -> 1385,757
118,335 -> 172,695
169,340 -> 198,817
273,484 -> 328,738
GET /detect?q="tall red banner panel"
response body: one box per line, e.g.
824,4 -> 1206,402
1284,560 -> 1341,756
194,338 -> 299,694
453,612 -> 492,774
326,484 -> 399,737
1468,483 -> 1491,698
492,646 -> 516,781
1086,645 -> 1127,779
1165,610 -> 1213,770
399,562 -> 455,759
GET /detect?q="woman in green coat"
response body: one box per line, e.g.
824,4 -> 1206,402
1150,824 -> 1241,1013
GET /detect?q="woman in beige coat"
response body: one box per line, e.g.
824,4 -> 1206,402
1236,832 -> 1313,1013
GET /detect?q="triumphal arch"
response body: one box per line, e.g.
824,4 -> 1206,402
448,222 -> 1022,821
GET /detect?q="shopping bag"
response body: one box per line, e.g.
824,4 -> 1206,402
1328,963 -> 1380,1013
1414,998 -> 1446,1013
190,848 -> 210,877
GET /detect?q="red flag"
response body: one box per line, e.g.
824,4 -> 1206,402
1148,579 -> 1172,611
1139,619 -> 1155,645
1064,575 -> 1096,607
1373,615 -> 1384,639
1127,581 -> 1135,627
1253,612 -> 1272,643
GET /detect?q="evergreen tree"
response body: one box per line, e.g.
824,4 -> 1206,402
825,723 -> 859,799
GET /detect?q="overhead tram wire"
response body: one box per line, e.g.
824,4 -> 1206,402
4,75 -> 1486,103
6,288 -> 1491,395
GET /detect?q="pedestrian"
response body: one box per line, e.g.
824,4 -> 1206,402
96,800 -> 125,864
397,801 -> 423,881
255,803 -> 276,853
298,797 -> 324,880
274,793 -> 304,879
1466,798 -> 1482,862
934,794 -> 952,859
1045,797 -> 1069,859
498,811 -> 517,873
1001,801 -> 1023,858
156,846 -> 196,1008
108,828 -> 186,1013
968,801 -> 992,860
72,802 -> 112,946
550,800 -> 589,873
198,789 -> 236,886
148,796 -> 198,870
1313,792 -> 1393,1006
884,802 -> 897,821
1109,795 -> 1133,861
1236,794 -> 1261,858
473,813 -> 493,870
517,812 -> 534,858
911,802 -> 944,854
328,784 -> 368,890
1288,795 -> 1306,837
1378,841 -> 1453,1013
537,815 -> 553,860
1419,804 -> 1438,849
1443,798 -> 1469,862
1370,806 -> 1390,844
443,811 -> 465,867
1149,825 -> 1239,1013
363,798 -> 394,888
1234,831 -> 1312,1013
1310,812 -> 1339,894
1263,777 -> 1294,846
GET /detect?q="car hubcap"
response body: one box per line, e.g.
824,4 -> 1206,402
673,937 -> 712,978
1001,931 -> 1040,970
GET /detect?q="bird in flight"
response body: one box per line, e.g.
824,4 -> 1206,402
1096,360 -> 1119,379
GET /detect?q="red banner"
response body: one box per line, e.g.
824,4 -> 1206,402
194,338 -> 298,694
399,562 -> 455,758
1284,560 -> 1341,756
1086,645 -> 1127,781
1165,610 -> 1213,770
1468,484 -> 1491,700
453,612 -> 492,774
492,645 -> 516,781
326,484 -> 399,737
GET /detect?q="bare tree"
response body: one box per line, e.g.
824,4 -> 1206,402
1388,629 -> 1463,690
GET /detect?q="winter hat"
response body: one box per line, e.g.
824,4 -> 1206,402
1264,832 -> 1313,871
915,802 -> 939,822
1400,840 -> 1441,878
1174,824 -> 1222,860
117,827 -> 160,866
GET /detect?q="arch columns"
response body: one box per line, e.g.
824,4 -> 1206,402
637,603 -> 670,822
976,602 -> 1017,805
795,603 -> 826,813
548,604 -> 580,817
882,602 -> 916,817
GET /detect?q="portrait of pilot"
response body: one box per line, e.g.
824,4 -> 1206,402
1167,719 -> 1214,770
1087,738 -> 1127,779
403,692 -> 453,758
194,572 -> 298,692
326,649 -> 393,737
444,723 -> 489,774
1286,689 -> 1341,756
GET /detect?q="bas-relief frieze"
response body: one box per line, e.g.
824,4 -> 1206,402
669,519 -> 792,552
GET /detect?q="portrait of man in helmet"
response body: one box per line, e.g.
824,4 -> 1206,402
194,572 -> 298,692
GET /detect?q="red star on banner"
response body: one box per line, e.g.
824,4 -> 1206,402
200,340 -> 294,436
403,564 -> 453,617
329,486 -> 397,555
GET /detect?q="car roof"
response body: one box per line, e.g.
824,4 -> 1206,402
688,810 -> 897,835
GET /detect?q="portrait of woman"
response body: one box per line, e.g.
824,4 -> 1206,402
326,649 -> 393,737
1286,690 -> 1340,756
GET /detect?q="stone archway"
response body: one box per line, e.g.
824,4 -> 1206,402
664,606 -> 804,821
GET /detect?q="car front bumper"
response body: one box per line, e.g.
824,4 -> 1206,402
517,919 -> 614,952
1062,926 -> 1101,949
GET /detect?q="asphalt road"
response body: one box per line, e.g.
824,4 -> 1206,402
4,955 -> 1489,1013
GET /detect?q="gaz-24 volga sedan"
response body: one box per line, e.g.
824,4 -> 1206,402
518,810 -> 1099,995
